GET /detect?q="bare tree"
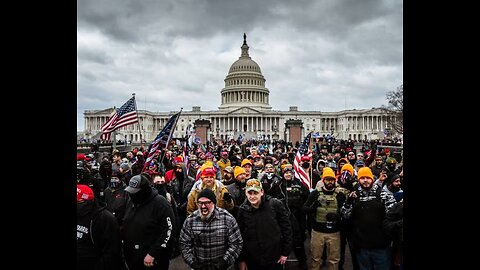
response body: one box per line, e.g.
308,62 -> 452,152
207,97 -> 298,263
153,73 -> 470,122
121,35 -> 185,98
381,84 -> 403,135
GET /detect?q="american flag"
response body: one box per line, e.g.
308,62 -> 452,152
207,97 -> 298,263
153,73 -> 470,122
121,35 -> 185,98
101,96 -> 138,141
143,111 -> 181,171
294,132 -> 313,189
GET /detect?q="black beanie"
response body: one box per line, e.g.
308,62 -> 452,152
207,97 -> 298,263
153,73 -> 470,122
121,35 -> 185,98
197,188 -> 217,204
385,173 -> 400,187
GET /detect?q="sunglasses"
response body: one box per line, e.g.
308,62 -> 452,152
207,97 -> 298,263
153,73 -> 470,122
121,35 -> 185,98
197,201 -> 213,206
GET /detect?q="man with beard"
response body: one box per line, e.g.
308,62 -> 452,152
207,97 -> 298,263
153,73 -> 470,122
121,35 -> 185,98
226,166 -> 248,217
77,184 -> 124,270
370,156 -> 385,179
179,189 -> 243,270
382,173 -> 403,202
221,166 -> 235,186
252,155 -> 266,180
341,167 -> 397,270
346,151 -> 357,166
303,167 -> 347,270
122,174 -> 176,270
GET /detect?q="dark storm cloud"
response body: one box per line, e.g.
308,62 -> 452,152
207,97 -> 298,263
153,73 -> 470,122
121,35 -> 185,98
77,0 -> 402,130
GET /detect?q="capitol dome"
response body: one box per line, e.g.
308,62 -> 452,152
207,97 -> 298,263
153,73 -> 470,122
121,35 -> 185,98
228,56 -> 262,74
219,34 -> 271,110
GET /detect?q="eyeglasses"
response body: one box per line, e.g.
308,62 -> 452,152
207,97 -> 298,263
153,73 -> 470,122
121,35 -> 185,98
197,201 -> 213,206
246,179 -> 262,188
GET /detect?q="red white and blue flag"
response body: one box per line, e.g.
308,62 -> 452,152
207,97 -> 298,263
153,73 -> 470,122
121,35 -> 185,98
293,132 -> 313,189
143,111 -> 181,170
101,96 -> 138,141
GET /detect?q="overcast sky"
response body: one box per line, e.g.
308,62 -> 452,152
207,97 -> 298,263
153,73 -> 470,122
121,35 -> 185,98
77,0 -> 402,132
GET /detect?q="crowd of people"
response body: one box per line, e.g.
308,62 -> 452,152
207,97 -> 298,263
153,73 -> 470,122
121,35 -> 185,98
77,137 -> 403,270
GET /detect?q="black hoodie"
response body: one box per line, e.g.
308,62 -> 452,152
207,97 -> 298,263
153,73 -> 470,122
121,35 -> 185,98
122,189 -> 176,269
77,200 -> 124,270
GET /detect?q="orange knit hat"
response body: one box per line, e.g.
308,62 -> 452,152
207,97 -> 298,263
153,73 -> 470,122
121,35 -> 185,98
322,167 -> 336,180
341,163 -> 354,175
234,166 -> 246,178
357,167 -> 374,180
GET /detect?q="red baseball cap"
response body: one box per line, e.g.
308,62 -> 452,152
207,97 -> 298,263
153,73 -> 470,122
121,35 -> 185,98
77,153 -> 86,161
201,167 -> 216,177
301,155 -> 311,162
77,185 -> 94,202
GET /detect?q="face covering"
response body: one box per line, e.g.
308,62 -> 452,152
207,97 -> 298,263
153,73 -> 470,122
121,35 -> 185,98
341,170 -> 353,183
110,178 -> 121,189
77,200 -> 94,217
266,172 -> 274,180
129,185 -> 152,205
302,163 -> 310,169
154,183 -> 167,197
175,169 -> 184,181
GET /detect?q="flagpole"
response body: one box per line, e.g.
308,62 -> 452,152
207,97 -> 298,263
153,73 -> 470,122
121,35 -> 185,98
112,106 -> 117,151
112,130 -> 116,150
159,108 -> 183,167
308,131 -> 313,189
132,93 -> 143,149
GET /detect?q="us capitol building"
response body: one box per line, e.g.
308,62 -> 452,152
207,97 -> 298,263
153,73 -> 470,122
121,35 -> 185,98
83,34 -> 395,144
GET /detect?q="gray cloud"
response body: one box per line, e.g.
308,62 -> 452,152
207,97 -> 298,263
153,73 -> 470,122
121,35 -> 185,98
77,0 -> 402,130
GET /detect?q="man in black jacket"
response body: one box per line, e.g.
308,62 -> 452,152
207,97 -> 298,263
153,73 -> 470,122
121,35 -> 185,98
122,174 -> 176,270
237,179 -> 292,270
77,184 -> 124,270
341,167 -> 397,270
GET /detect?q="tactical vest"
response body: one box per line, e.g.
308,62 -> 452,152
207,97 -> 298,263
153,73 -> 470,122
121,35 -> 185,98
315,189 -> 339,223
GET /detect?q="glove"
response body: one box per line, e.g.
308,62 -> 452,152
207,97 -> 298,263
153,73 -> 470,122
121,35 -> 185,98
214,258 -> 228,270
191,260 -> 204,269
346,193 -> 356,205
